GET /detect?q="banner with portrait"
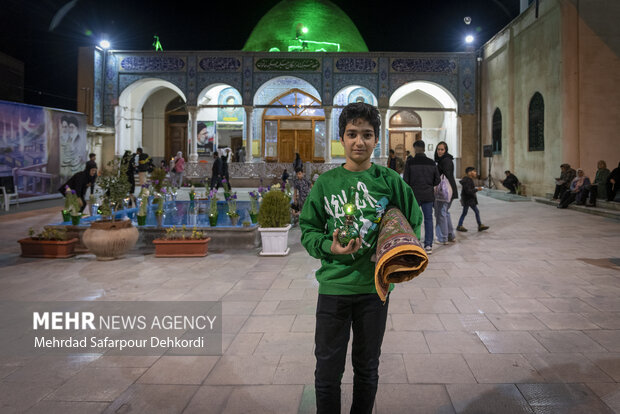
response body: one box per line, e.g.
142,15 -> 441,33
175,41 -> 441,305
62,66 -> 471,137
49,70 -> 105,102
196,120 -> 216,156
0,100 -> 86,199
217,88 -> 243,122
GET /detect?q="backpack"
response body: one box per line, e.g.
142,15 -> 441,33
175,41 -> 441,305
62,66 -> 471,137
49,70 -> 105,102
434,174 -> 453,202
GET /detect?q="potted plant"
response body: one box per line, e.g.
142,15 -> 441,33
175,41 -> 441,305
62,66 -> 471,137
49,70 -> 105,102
248,190 -> 259,224
64,186 -> 82,225
226,192 -> 239,226
82,157 -> 139,261
207,189 -> 218,226
189,185 -> 196,201
18,227 -> 78,258
153,225 -> 211,257
257,185 -> 291,256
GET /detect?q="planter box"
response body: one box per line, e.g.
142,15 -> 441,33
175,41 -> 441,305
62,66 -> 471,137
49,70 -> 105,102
18,238 -> 78,258
258,224 -> 291,256
153,238 -> 211,257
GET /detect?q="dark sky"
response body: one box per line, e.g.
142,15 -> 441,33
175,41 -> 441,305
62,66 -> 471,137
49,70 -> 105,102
0,0 -> 519,111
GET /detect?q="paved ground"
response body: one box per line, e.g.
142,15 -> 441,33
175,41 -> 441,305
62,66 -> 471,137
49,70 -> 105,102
0,193 -> 619,413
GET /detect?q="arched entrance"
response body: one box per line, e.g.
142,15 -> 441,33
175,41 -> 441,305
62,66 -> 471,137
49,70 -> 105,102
389,110 -> 422,160
262,88 -> 325,163
197,84 -> 245,160
117,78 -> 187,163
165,96 -> 187,161
388,81 -> 458,160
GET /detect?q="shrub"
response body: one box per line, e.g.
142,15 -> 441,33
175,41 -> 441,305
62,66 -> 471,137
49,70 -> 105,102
257,189 -> 290,228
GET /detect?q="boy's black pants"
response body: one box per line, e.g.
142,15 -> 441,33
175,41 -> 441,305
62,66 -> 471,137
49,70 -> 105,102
314,292 -> 389,414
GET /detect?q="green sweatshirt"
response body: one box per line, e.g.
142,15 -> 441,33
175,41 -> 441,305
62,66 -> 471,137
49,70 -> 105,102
300,164 -> 422,295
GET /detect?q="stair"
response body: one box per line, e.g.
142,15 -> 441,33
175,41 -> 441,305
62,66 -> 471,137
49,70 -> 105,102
479,188 -> 531,202
534,197 -> 620,220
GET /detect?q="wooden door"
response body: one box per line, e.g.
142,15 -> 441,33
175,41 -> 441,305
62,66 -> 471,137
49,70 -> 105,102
280,130 -> 296,163
167,125 -> 186,161
297,130 -> 313,164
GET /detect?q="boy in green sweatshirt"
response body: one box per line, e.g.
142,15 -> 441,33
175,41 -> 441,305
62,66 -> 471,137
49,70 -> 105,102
300,102 -> 422,413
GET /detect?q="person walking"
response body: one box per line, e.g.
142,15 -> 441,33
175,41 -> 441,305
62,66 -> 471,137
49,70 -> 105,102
121,150 -> 136,206
136,147 -> 151,186
434,141 -> 458,244
210,152 -> 223,190
457,167 -> 490,232
403,140 -> 440,254
293,152 -> 303,172
172,151 -> 185,187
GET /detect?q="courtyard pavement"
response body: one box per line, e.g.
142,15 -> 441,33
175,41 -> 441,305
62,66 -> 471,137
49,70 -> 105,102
0,193 -> 619,413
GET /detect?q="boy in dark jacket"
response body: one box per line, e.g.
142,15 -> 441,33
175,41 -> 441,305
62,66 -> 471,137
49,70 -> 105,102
457,167 -> 489,232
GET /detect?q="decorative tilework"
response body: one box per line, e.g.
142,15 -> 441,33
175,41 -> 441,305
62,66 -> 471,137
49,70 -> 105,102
334,58 -> 377,73
322,57 -> 332,104
253,74 -> 322,103
118,74 -> 188,100
93,49 -> 103,126
196,73 -> 243,98
458,56 -> 476,114
333,74 -> 378,97
198,57 -> 242,72
243,57 -> 253,104
390,58 -> 457,74
119,56 -> 186,72
379,57 -> 389,98
255,58 -> 320,72
187,55 -> 197,105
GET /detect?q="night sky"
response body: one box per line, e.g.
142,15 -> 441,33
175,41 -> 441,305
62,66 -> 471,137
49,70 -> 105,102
0,0 -> 520,111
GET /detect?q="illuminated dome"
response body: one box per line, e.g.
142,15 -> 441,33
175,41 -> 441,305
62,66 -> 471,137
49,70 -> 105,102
242,0 -> 369,52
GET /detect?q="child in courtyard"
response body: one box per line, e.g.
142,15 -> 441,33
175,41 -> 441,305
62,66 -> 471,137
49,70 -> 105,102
457,166 -> 490,232
300,102 -> 422,413
291,167 -> 312,224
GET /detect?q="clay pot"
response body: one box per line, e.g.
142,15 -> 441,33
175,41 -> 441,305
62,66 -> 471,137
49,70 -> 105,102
18,238 -> 78,258
82,219 -> 139,261
153,237 -> 211,257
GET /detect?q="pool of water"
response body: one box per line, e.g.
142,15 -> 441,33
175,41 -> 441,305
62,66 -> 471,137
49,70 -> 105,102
56,200 -> 255,228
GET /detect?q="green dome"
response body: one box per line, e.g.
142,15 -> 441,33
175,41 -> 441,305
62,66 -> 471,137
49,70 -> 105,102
242,0 -> 368,52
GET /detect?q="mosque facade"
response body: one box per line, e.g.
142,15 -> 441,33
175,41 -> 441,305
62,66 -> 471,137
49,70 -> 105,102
77,0 -> 619,195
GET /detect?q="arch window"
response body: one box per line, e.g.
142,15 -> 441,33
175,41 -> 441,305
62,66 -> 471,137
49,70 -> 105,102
262,89 -> 325,162
528,92 -> 544,151
492,108 -> 502,153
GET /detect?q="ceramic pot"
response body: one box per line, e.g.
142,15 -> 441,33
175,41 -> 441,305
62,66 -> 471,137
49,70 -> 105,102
82,220 -> 139,261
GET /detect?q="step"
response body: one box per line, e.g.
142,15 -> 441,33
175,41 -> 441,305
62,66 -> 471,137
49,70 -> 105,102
479,188 -> 531,202
533,197 -> 620,220
545,193 -> 620,211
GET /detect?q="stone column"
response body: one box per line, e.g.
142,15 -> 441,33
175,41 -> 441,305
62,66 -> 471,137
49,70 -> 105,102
324,106 -> 332,163
379,108 -> 389,162
244,106 -> 253,162
187,106 -> 198,163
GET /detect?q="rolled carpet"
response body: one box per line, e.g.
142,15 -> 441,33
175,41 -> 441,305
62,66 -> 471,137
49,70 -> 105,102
374,206 -> 429,302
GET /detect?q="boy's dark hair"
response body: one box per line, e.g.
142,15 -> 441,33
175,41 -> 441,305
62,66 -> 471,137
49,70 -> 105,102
389,149 -> 395,154
137,147 -> 143,153
295,167 -> 303,173
505,170 -> 511,174
338,102 -> 380,139
465,166 -> 476,174
89,153 -> 96,158
413,140 -> 425,149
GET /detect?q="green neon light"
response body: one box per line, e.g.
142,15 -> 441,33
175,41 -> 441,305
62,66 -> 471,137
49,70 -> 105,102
286,38 -> 340,52
302,27 -> 308,34
152,35 -> 163,51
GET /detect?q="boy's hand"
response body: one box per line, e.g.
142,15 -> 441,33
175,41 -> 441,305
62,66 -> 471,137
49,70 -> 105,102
330,229 -> 362,255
